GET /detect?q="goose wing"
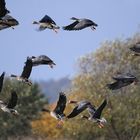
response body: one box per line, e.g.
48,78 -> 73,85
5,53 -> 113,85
32,55 -> 55,65
40,15 -> 56,25
73,20 -> 96,30
63,19 -> 97,31
53,92 -> 67,115
0,0 -> 9,18
7,91 -> 18,109
0,16 -> 19,30
112,74 -> 136,81
93,99 -> 107,119
63,21 -> 79,30
87,104 -> 96,117
67,101 -> 90,118
38,55 -> 54,62
21,58 -> 33,79
107,80 -> 125,90
0,72 -> 5,92
0,23 -> 9,30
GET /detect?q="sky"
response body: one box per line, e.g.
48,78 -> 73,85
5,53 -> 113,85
0,0 -> 140,81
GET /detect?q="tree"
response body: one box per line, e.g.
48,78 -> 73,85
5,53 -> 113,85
62,33 -> 140,140
0,78 -> 47,139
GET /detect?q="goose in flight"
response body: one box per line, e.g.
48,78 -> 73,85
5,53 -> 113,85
63,17 -> 98,31
81,99 -> 107,128
130,42 -> 140,56
33,15 -> 60,33
11,57 -> 33,86
67,100 -> 93,119
0,15 -> 19,30
0,72 -> 5,93
42,92 -> 67,127
107,73 -> 138,90
29,55 -> 56,68
0,0 -> 10,19
0,91 -> 19,116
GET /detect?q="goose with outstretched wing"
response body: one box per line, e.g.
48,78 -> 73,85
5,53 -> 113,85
0,91 -> 19,115
42,92 -> 67,127
67,100 -> 93,118
0,15 -> 19,30
33,15 -> 60,33
63,17 -> 98,31
81,99 -> 107,128
11,57 -> 33,86
107,73 -> 138,90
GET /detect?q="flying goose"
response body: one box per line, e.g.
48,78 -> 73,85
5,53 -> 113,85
29,55 -> 56,68
107,73 -> 138,90
0,0 -> 10,19
0,72 -> 5,93
0,15 -> 19,30
130,42 -> 140,56
42,92 -> 67,127
33,15 -> 60,33
81,99 -> 107,128
67,100 -> 93,119
0,91 -> 19,115
11,57 -> 33,86
63,17 -> 98,31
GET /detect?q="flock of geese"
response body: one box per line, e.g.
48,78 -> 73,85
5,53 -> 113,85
0,0 -> 140,130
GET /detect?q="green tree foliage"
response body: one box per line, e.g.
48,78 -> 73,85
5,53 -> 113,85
63,33 -> 140,140
0,78 -> 47,139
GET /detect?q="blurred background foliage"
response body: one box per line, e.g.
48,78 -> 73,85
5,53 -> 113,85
1,33 -> 140,140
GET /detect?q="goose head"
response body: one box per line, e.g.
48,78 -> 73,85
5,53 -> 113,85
68,100 -> 78,104
32,21 -> 39,24
70,17 -> 79,21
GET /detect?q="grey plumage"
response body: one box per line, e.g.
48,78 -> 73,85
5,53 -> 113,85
67,101 -> 93,118
0,91 -> 19,115
0,15 -> 19,30
29,55 -> 56,68
33,15 -> 60,32
88,99 -> 107,120
107,73 -> 138,90
42,92 -> 67,120
81,99 -> 107,128
63,17 -> 98,31
11,57 -> 33,86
